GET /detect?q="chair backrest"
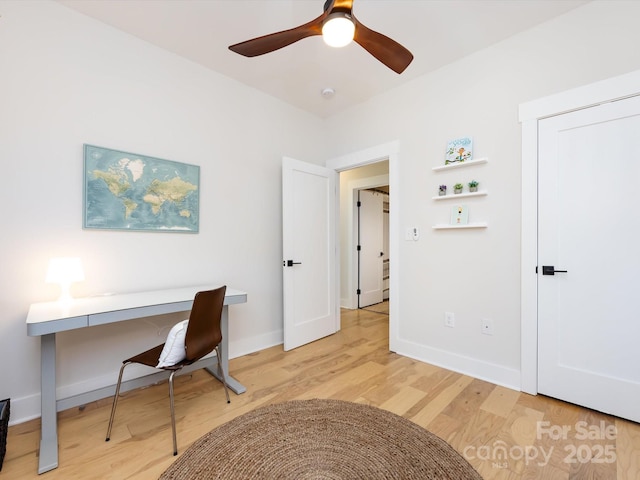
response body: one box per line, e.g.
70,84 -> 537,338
184,286 -> 226,363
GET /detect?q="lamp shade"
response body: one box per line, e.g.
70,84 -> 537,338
322,13 -> 355,48
45,257 -> 85,301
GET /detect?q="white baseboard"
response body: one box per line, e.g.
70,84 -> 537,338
393,338 -> 522,391
9,329 -> 285,425
340,297 -> 356,309
12,330 -> 519,425
7,393 -> 41,427
229,329 -> 283,359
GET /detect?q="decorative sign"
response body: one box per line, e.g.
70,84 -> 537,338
450,205 -> 469,225
445,137 -> 473,165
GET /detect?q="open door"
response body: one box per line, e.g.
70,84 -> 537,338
282,157 -> 337,351
357,189 -> 384,308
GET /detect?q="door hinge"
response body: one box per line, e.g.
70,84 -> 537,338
356,289 -> 361,295
356,245 -> 361,251
357,201 -> 361,207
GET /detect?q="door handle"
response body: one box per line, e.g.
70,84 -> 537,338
542,265 -> 568,275
284,259 -> 302,267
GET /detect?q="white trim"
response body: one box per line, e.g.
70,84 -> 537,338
7,393 -> 41,427
520,118 -> 538,394
8,331 -> 281,425
519,69 -> 640,394
395,337 -> 521,391
326,141 -> 400,351
519,69 -> 640,121
326,140 -> 399,171
229,330 -> 284,360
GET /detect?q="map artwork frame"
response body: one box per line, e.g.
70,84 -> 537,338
83,145 -> 200,233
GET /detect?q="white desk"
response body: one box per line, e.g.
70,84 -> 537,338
26,285 -> 247,474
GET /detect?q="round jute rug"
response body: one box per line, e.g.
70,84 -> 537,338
159,398 -> 482,480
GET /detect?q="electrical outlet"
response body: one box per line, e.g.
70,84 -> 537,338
445,312 -> 455,328
481,318 -> 494,335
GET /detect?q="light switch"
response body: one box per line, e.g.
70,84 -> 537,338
405,227 -> 420,241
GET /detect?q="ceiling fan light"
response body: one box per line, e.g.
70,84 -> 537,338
322,13 -> 355,48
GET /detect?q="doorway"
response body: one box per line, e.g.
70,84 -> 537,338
338,161 -> 389,311
326,141 -> 399,351
282,142 -> 399,352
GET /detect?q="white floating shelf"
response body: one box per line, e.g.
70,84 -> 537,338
432,190 -> 488,201
432,223 -> 488,230
432,157 -> 488,171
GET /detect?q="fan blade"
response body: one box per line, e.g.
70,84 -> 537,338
353,17 -> 413,74
229,12 -> 327,57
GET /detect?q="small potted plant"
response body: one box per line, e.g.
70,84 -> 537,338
438,185 -> 447,196
468,180 -> 479,192
454,183 -> 464,194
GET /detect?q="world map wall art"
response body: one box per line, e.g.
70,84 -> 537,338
83,144 -> 200,233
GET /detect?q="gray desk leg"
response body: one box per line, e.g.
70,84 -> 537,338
38,333 -> 58,474
204,305 -> 246,394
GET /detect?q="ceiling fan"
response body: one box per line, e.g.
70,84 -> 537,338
228,0 -> 414,74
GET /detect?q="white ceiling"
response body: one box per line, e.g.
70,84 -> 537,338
57,0 -> 588,118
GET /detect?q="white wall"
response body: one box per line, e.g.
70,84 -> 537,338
0,1 -> 326,424
325,0 -> 640,389
3,0 -> 640,426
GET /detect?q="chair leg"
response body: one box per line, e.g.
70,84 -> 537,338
215,345 -> 231,404
169,370 -> 178,456
106,361 -> 130,441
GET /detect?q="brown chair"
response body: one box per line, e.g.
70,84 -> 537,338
105,286 -> 230,455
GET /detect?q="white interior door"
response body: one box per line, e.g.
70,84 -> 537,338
383,196 -> 390,301
282,157 -> 337,351
538,94 -> 640,422
357,189 -> 383,307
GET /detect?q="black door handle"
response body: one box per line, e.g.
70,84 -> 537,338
542,265 -> 567,276
284,259 -> 302,267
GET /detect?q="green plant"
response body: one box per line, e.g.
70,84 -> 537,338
468,180 -> 479,188
454,183 -> 464,190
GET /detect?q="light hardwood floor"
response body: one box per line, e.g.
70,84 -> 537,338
4,304 -> 640,479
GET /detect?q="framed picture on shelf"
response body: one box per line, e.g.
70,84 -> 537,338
445,137 -> 473,165
450,205 -> 469,225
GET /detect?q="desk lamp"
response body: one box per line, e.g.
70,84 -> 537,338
45,257 -> 85,302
